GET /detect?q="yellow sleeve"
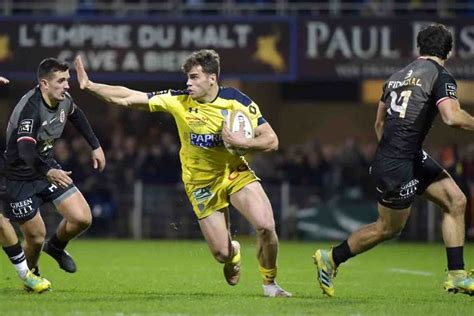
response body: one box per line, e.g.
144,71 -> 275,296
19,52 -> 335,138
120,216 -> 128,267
148,90 -> 177,113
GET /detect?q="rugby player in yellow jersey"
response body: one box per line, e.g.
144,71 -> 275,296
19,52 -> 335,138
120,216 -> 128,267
75,50 -> 291,297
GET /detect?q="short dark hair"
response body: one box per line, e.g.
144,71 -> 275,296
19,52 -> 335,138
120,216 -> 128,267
182,49 -> 220,78
37,58 -> 69,81
417,24 -> 453,60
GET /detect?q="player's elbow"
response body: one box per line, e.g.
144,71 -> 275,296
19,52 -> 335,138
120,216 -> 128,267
268,133 -> 279,151
443,117 -> 455,127
374,120 -> 384,131
441,112 -> 458,127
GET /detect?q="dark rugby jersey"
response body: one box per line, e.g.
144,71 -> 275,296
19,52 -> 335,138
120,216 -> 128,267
4,87 -> 74,180
378,58 -> 457,158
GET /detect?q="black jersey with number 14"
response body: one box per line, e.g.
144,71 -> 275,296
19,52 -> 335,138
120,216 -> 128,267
378,58 -> 457,159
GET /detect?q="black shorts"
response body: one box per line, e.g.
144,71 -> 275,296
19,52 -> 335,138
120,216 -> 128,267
3,179 -> 78,222
370,151 -> 444,210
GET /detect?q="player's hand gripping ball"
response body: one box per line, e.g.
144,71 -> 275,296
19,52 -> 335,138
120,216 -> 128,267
224,110 -> 254,156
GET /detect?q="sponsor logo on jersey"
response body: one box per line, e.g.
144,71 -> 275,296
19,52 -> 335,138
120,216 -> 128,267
192,186 -> 212,203
387,77 -> 422,88
18,119 -> 33,134
185,116 -> 209,127
9,198 -> 34,218
445,83 -> 457,98
190,133 -> 223,148
399,179 -> 419,198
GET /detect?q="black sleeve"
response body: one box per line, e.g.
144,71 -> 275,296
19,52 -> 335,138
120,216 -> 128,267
380,81 -> 388,102
16,102 -> 53,175
18,140 -> 54,175
433,70 -> 457,105
68,104 -> 100,150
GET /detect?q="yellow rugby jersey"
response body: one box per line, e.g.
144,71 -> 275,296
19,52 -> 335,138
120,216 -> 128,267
147,87 -> 267,184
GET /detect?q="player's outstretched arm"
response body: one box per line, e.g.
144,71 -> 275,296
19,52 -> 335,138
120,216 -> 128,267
74,56 -> 149,111
0,76 -> 9,85
438,99 -> 474,131
374,101 -> 387,141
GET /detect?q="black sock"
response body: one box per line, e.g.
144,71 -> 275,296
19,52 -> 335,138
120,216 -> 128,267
446,246 -> 464,271
32,266 -> 40,276
49,233 -> 68,250
332,240 -> 355,267
2,241 -> 26,264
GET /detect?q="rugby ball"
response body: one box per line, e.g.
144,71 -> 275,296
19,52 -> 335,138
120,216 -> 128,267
224,110 -> 254,156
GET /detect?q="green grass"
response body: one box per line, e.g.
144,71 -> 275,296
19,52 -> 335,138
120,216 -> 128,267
0,240 -> 473,315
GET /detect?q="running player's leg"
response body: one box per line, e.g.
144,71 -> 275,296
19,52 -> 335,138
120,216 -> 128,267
348,204 -> 411,254
314,154 -> 415,296
230,181 -> 291,297
198,208 -> 241,285
1,213 -> 28,278
422,171 -> 473,295
1,214 -> 51,293
18,211 -> 46,270
314,204 -> 410,297
423,171 -> 465,247
43,189 -> 91,273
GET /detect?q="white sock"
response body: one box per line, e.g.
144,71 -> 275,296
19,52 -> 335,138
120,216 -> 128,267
14,258 -> 29,280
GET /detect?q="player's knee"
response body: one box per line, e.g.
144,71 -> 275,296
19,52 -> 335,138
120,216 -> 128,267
24,232 -> 46,248
450,193 -> 467,216
70,206 -> 92,230
77,213 -> 92,230
254,220 -> 276,237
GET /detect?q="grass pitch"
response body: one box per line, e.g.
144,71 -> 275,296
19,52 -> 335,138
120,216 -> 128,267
0,240 -> 473,315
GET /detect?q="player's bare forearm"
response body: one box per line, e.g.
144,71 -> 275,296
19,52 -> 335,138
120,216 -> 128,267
450,109 -> 474,131
247,131 -> 279,152
374,101 -> 386,141
242,123 -> 278,152
86,82 -> 149,111
75,55 -> 149,111
439,99 -> 474,131
375,122 -> 384,141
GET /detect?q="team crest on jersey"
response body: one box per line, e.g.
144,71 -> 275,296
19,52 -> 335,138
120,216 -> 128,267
445,83 -> 457,98
18,119 -> 33,134
59,109 -> 66,123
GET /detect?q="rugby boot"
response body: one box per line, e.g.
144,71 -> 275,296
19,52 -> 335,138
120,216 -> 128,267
43,241 -> 77,273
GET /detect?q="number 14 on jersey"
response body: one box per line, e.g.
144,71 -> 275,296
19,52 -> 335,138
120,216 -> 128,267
387,90 -> 412,118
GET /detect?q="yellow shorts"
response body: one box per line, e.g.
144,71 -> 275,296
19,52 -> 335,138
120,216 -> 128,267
184,164 -> 260,219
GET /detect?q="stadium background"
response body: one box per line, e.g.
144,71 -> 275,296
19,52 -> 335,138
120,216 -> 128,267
0,0 -> 473,244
